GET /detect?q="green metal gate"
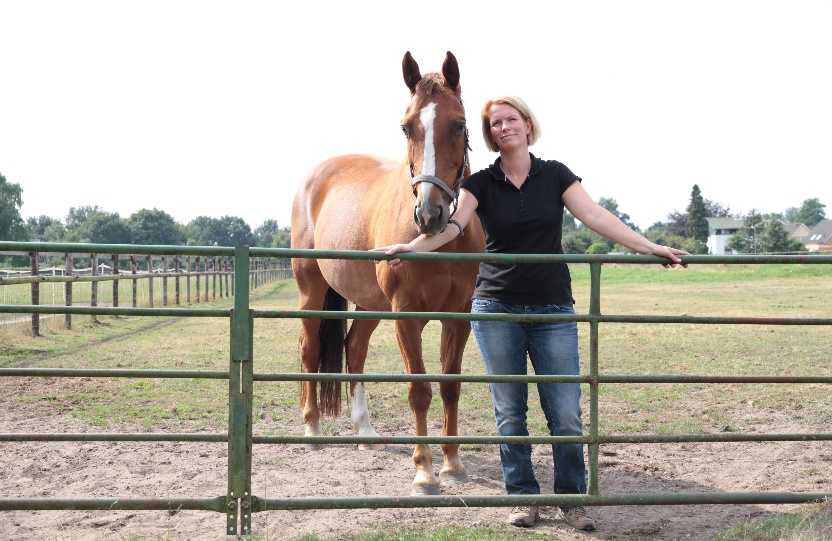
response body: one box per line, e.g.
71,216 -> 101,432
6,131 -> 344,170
1,241 -> 831,536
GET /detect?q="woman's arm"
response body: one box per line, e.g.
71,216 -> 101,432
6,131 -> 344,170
562,181 -> 688,266
373,189 -> 479,266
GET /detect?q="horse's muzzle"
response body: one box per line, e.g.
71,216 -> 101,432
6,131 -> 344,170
413,203 -> 448,235
412,174 -> 454,235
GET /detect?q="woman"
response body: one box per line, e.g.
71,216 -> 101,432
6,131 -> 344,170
377,96 -> 687,531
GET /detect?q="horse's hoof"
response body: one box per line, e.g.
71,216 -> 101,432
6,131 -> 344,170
410,483 -> 442,496
358,443 -> 385,451
303,443 -> 325,451
440,469 -> 472,486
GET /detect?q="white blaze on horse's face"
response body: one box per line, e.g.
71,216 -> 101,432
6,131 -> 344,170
419,102 -> 437,178
411,100 -> 455,235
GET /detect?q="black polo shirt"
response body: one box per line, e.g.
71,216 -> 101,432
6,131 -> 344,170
461,153 -> 580,305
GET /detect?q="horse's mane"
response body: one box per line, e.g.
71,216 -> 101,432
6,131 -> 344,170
416,72 -> 461,101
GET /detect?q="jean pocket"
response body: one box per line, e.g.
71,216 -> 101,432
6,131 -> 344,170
544,303 -> 576,314
471,298 -> 496,312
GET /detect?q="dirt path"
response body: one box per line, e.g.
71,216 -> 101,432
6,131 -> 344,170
1,377 -> 829,541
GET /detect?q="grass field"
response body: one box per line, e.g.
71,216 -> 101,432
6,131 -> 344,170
2,262 -> 830,445
1,262 -> 830,539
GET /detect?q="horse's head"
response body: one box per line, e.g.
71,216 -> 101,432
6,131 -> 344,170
401,51 -> 469,236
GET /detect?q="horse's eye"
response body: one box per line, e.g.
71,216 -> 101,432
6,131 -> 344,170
455,124 -> 466,136
401,125 -> 409,137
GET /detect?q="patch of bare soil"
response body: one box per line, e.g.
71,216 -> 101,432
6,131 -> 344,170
1,377 -> 830,541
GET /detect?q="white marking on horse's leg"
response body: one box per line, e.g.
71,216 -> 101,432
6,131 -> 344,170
351,382 -> 383,450
303,419 -> 324,450
419,103 -> 437,223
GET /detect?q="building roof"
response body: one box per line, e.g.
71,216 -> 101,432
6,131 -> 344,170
782,222 -> 804,235
806,219 -> 832,244
706,217 -> 743,230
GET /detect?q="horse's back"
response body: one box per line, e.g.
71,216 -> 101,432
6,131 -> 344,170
291,154 -> 405,311
292,154 -> 401,251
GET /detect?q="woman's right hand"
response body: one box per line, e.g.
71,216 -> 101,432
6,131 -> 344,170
370,244 -> 412,268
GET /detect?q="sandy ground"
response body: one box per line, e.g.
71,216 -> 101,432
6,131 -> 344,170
1,375 -> 830,541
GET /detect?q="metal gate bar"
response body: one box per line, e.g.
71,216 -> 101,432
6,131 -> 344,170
1,241 -> 831,536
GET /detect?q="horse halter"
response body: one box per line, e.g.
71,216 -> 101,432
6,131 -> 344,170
409,127 -> 471,237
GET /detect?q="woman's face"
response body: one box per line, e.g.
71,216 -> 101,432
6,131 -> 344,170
488,103 -> 531,152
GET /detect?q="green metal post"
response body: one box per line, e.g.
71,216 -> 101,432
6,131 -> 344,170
227,246 -> 253,535
587,263 -> 601,495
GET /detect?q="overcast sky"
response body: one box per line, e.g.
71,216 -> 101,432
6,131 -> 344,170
1,1 -> 829,233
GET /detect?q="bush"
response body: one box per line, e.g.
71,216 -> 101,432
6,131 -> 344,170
586,242 -> 609,254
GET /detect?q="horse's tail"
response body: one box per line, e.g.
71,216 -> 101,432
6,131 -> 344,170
317,286 -> 347,417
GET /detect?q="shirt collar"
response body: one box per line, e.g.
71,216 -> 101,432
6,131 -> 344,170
487,153 -> 542,181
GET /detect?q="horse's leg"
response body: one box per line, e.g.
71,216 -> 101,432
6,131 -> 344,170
346,316 -> 383,450
394,318 -> 439,495
295,261 -> 328,450
299,315 -> 324,450
438,319 -> 473,486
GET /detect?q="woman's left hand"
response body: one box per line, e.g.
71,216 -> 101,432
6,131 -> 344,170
370,244 -> 411,268
648,244 -> 689,268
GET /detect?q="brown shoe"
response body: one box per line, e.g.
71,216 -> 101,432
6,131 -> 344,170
559,507 -> 596,531
507,505 -> 539,527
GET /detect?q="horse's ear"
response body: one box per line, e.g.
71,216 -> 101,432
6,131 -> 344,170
402,51 -> 422,94
442,51 -> 461,94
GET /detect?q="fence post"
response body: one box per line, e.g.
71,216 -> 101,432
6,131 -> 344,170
174,255 -> 181,306
29,251 -> 40,336
112,254 -> 119,308
146,255 -> 154,308
195,256 -> 201,304
212,257 -> 217,300
90,253 -> 98,324
131,255 -> 138,308
186,256 -> 191,304
64,253 -> 73,330
219,258 -> 224,299
225,259 -> 230,297
162,255 -> 168,307
227,246 -> 253,536
587,262 -> 602,496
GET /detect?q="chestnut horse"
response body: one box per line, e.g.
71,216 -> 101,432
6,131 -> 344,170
290,51 -> 485,495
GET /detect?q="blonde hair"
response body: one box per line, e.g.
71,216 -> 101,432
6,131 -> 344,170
480,95 -> 542,152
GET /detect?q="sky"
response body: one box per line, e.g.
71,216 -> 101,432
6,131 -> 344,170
1,1 -> 830,233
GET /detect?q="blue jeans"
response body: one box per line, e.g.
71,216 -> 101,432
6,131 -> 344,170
471,299 -> 587,504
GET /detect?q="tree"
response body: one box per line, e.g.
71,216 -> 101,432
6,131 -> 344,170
793,197 -> 826,226
186,215 -> 254,247
128,209 -> 183,245
217,216 -> 254,246
65,205 -> 105,232
644,226 -> 709,255
758,219 -> 804,253
26,215 -> 65,242
597,197 -> 636,230
586,242 -> 609,254
704,199 -> 732,218
254,219 -> 280,248
64,206 -> 132,244
664,210 -> 687,237
271,228 -> 291,248
0,172 -> 27,241
685,184 -> 709,243
561,232 -> 589,255
783,206 -> 799,223
562,211 -> 577,233
84,212 -> 132,244
726,210 -> 763,254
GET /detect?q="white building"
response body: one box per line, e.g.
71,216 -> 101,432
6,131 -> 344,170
706,217 -> 743,255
